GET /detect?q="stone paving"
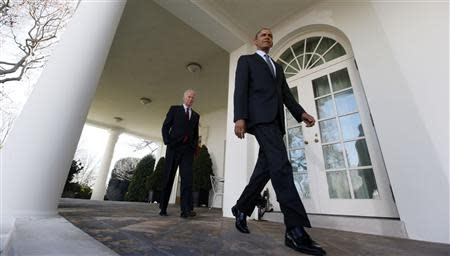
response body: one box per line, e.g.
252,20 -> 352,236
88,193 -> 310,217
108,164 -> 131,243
59,199 -> 450,256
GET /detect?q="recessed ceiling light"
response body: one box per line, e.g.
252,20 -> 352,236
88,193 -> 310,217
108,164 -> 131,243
186,62 -> 202,73
140,97 -> 152,105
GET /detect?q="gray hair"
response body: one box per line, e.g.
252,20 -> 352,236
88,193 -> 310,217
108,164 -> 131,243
184,89 -> 196,97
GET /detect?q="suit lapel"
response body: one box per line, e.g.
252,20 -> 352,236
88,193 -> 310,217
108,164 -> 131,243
273,62 -> 284,98
190,111 -> 198,125
254,53 -> 276,81
185,108 -> 197,127
275,62 -> 284,86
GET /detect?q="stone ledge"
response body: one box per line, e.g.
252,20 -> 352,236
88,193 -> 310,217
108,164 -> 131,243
0,217 -> 16,256
8,216 -> 118,256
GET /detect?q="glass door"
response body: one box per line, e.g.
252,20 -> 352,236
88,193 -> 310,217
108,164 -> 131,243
286,59 -> 399,217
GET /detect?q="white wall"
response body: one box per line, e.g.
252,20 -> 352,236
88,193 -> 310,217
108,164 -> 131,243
369,2 -> 449,244
223,0 -> 449,243
201,108 -> 227,178
201,108 -> 228,208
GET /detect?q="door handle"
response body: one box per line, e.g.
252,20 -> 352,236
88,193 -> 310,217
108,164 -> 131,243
304,140 -> 309,145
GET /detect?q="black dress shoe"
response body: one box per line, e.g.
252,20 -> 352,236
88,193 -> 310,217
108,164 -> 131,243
180,212 -> 189,218
159,211 -> 168,216
285,227 -> 326,255
231,205 -> 250,233
188,211 -> 196,217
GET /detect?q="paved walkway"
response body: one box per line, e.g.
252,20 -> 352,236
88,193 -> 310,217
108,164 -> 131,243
59,199 -> 449,256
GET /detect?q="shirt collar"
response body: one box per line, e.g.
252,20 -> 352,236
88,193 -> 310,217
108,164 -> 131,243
183,104 -> 190,111
256,50 -> 270,59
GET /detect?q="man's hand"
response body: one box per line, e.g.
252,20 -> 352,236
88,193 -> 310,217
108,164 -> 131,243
234,119 -> 247,139
301,112 -> 316,127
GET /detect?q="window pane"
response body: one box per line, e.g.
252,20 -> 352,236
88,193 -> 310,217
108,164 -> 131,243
305,37 -> 321,53
326,171 -> 351,199
319,118 -> 339,143
335,89 -> 357,115
289,149 -> 307,172
340,113 -> 364,140
316,37 -> 337,55
330,68 -> 351,92
277,60 -> 286,72
304,54 -> 313,69
350,169 -> 379,199
307,54 -> 320,69
293,172 -> 310,198
288,58 -> 300,71
287,127 -> 304,149
310,58 -> 325,69
312,75 -> 330,97
286,110 -> 297,127
280,46 -> 295,63
285,63 -> 298,74
322,143 -> 345,169
344,139 -> 372,167
294,57 -> 304,70
291,40 -> 305,57
324,43 -> 346,62
316,95 -> 335,119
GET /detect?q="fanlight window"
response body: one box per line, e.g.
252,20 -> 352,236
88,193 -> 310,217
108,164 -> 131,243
277,36 -> 346,78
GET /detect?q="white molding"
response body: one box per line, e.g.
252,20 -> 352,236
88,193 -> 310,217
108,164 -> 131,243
152,0 -> 246,52
262,212 -> 408,239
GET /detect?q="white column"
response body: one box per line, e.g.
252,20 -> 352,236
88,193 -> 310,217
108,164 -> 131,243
223,44 -> 258,217
90,129 -> 121,200
156,142 -> 179,204
155,141 -> 166,164
1,0 -> 126,217
168,169 -> 179,204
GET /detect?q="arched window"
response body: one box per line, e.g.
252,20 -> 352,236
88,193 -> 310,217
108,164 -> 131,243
276,36 -> 346,78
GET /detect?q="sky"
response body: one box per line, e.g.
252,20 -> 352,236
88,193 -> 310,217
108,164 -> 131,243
1,0 -> 78,146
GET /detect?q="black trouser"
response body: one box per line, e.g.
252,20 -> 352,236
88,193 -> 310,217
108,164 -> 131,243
159,144 -> 194,213
236,122 -> 311,229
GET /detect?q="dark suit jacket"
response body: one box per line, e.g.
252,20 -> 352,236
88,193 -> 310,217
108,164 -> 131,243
162,105 -> 199,149
233,53 -> 305,134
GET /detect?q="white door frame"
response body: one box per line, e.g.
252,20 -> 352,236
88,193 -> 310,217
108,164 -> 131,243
288,58 -> 398,217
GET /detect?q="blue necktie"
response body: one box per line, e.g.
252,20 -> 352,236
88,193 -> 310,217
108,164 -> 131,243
264,54 -> 275,78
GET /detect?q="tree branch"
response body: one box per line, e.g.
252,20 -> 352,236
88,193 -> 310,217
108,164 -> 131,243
0,0 -> 10,14
0,0 -> 75,84
0,64 -> 27,83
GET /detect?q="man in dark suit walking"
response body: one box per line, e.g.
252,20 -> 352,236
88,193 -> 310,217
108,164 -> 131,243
159,89 -> 200,218
232,28 -> 326,255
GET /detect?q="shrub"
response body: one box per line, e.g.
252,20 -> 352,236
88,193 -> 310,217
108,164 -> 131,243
192,145 -> 213,192
125,154 -> 155,202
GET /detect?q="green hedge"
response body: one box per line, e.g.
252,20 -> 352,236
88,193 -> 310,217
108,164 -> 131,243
125,154 -> 155,202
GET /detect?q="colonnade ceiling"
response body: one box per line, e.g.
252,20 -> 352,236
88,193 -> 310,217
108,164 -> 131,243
88,0 -> 315,140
